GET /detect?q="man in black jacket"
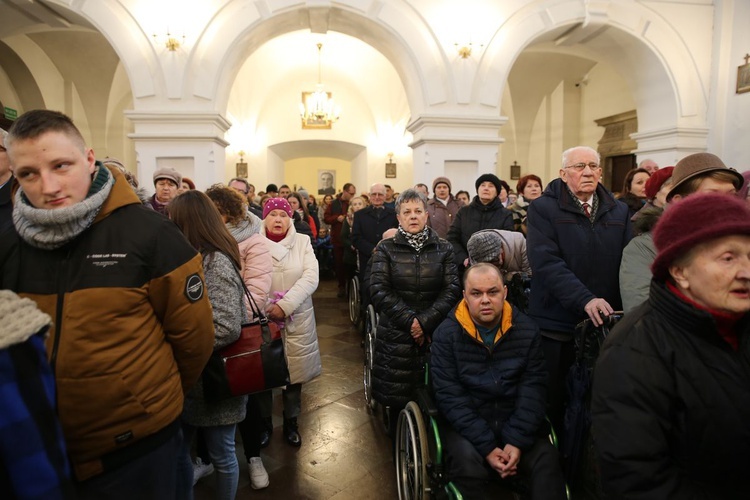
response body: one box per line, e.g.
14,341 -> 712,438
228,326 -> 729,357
431,264 -> 566,500
447,173 -> 514,273
0,127 -> 13,234
351,183 -> 398,274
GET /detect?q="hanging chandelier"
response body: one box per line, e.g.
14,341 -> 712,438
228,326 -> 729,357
299,43 -> 341,129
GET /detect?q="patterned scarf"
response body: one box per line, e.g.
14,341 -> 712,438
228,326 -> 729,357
398,226 -> 430,252
12,165 -> 114,250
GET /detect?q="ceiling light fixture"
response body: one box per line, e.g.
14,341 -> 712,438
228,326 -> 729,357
299,43 -> 340,129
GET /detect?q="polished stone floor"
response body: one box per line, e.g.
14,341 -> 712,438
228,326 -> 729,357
194,275 -> 397,499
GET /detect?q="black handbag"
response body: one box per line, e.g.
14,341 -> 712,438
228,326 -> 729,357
202,272 -> 290,402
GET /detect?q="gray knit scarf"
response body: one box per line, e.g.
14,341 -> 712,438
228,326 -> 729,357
227,216 -> 257,243
398,226 -> 430,252
12,165 -> 114,250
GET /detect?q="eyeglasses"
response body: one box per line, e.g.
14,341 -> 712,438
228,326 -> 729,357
565,162 -> 601,171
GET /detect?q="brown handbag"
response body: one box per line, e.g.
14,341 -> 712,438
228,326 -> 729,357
202,273 -> 290,402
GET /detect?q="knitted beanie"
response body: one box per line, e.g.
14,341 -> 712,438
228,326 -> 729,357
467,229 -> 503,265
432,176 -> 452,193
651,192 -> 750,280
263,198 -> 294,219
297,187 -> 309,200
475,173 -> 502,194
644,166 -> 674,200
153,167 -> 182,187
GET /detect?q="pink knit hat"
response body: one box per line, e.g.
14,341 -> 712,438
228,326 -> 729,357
263,198 -> 294,219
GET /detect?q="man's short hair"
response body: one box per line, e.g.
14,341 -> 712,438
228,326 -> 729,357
561,146 -> 600,168
280,184 -> 290,190
342,182 -> 354,192
384,184 -> 392,189
463,262 -> 505,288
6,109 -> 85,153
228,177 -> 250,194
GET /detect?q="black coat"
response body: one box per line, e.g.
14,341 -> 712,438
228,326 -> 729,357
446,196 -> 513,268
526,179 -> 631,334
351,205 -> 398,272
592,280 -> 750,499
370,228 -> 461,407
431,302 -> 547,458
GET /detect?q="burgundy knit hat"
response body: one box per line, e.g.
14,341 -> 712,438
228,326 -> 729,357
644,166 -> 674,200
651,192 -> 750,280
263,198 -> 294,219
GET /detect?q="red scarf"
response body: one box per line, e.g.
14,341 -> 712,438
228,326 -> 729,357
265,228 -> 287,243
667,281 -> 742,351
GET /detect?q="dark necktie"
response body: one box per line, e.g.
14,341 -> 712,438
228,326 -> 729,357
582,202 -> 591,218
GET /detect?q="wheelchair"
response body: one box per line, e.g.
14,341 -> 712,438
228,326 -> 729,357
348,275 -> 361,325
363,303 -> 378,412
395,368 -> 570,500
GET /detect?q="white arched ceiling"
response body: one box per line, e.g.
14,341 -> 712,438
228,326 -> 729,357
478,0 -> 708,132
225,31 -> 410,158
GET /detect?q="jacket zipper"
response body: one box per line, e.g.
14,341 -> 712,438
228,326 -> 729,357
50,248 -> 71,375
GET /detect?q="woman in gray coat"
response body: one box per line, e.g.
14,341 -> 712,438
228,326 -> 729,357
170,191 -> 247,500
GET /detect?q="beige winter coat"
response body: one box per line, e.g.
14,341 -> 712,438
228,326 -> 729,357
262,224 -> 322,384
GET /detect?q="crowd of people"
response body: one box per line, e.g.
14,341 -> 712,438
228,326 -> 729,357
1,109 -> 749,499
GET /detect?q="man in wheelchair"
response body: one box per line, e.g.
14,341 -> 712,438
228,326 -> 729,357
431,263 -> 566,499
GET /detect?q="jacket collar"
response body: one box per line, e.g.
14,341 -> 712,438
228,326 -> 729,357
649,279 -> 750,349
94,165 -> 141,223
454,299 -> 514,346
470,195 -> 504,211
544,178 -> 617,220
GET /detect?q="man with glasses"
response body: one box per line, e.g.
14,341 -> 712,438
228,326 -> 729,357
526,146 -> 631,438
352,183 -> 398,277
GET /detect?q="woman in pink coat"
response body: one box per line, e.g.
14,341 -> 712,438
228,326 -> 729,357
205,184 -> 273,490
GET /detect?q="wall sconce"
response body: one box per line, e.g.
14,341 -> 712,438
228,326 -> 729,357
152,30 -> 185,51
510,160 -> 521,180
236,150 -> 248,178
385,152 -> 397,179
454,42 -> 484,59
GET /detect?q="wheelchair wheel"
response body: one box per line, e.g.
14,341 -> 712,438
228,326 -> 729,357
363,305 -> 378,411
396,401 -> 430,500
348,277 -> 360,325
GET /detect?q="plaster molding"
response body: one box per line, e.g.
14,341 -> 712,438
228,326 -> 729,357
631,126 -> 709,154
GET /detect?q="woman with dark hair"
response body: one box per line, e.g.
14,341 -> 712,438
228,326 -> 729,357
287,191 -> 316,242
498,179 -> 512,208
260,198 -> 322,447
510,174 -> 544,235
370,189 -> 461,432
205,184 -> 272,489
169,190 -> 247,499
617,167 -> 651,216
455,190 -> 471,206
318,193 -> 334,232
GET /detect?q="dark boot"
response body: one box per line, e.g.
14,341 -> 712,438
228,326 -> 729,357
259,417 -> 273,448
283,416 -> 302,447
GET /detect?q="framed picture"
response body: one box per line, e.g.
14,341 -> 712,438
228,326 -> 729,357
236,162 -> 247,178
737,59 -> 750,94
318,170 -> 336,195
510,161 -> 521,180
385,161 -> 397,178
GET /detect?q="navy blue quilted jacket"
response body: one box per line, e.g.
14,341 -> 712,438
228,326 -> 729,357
431,301 -> 547,457
527,179 -> 631,334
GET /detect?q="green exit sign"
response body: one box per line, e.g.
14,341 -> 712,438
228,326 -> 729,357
4,107 -> 17,120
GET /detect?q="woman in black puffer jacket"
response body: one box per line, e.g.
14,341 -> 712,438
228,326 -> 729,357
370,189 -> 461,432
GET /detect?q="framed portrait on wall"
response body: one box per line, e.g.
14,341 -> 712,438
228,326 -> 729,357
385,161 -> 397,179
318,170 -> 336,195
737,58 -> 750,94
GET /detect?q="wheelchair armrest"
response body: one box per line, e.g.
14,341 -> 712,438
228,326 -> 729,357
415,386 -> 439,418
